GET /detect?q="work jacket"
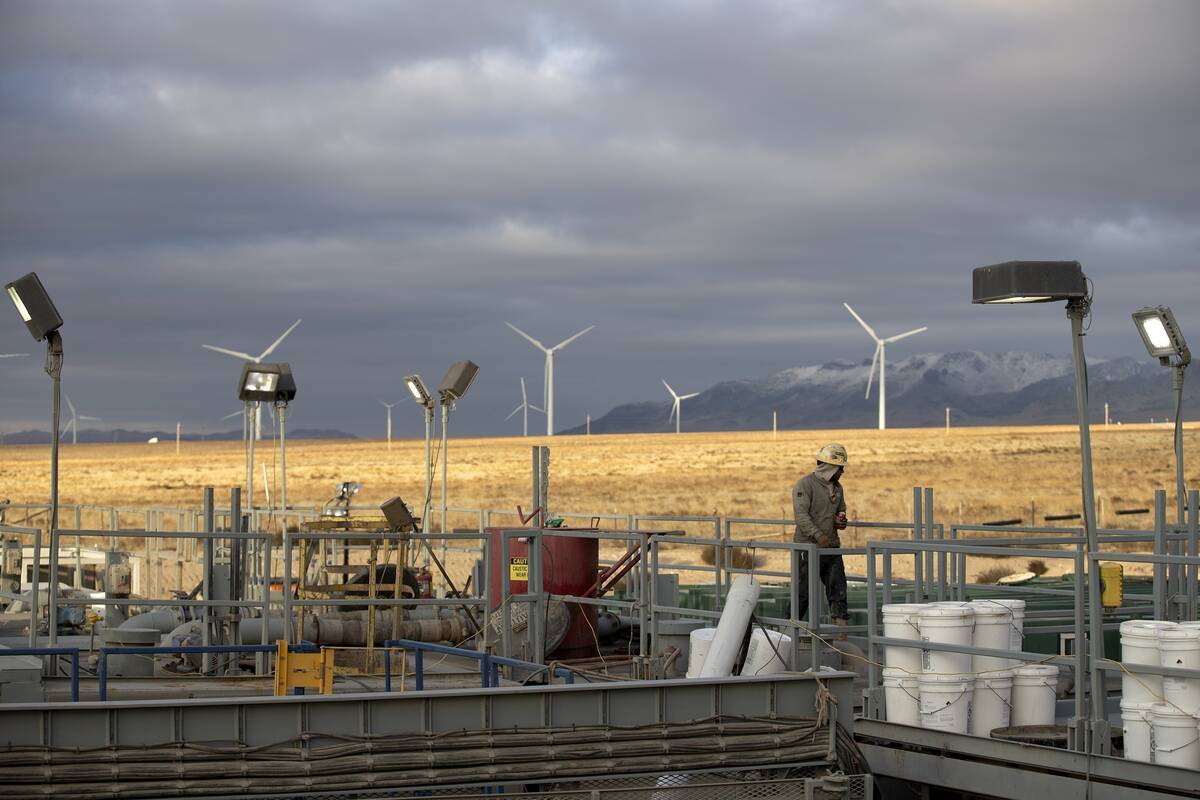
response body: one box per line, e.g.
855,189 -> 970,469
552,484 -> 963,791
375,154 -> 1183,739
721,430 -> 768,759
792,467 -> 846,547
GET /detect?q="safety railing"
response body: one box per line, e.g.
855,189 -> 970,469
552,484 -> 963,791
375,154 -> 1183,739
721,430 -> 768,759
0,647 -> 80,702
97,642 -> 318,701
381,638 -> 574,691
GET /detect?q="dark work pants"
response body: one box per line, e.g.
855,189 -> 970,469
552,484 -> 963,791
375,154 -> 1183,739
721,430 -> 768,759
795,551 -> 848,621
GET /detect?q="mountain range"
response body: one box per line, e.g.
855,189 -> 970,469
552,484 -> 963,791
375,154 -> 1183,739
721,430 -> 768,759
565,351 -> 1194,434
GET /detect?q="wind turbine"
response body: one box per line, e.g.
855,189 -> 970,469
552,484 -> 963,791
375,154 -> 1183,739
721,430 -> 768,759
379,400 -> 399,450
62,392 -> 100,445
202,319 -> 301,440
505,322 -> 594,436
843,303 -> 927,430
221,409 -> 246,441
505,377 -> 545,436
662,380 -> 700,434
0,353 -> 30,359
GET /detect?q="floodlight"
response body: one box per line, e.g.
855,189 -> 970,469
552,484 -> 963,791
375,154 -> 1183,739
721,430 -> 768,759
5,272 -> 63,342
1132,306 -> 1190,366
237,362 -> 296,403
380,496 -> 417,532
404,374 -> 434,409
438,360 -> 479,403
971,261 -> 1088,305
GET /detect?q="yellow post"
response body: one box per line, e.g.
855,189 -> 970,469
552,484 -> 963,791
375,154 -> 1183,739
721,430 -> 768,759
274,640 -> 335,696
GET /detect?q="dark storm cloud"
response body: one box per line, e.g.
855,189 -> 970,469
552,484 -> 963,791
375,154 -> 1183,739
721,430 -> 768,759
1,0 -> 1197,436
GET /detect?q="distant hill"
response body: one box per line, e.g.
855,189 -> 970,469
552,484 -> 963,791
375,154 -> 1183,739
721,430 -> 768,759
0,427 -> 358,444
564,351 -> 1195,434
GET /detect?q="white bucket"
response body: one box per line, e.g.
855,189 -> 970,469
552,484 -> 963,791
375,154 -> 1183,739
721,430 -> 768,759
883,667 -> 921,726
741,628 -> 791,676
1151,703 -> 1200,770
1011,664 -> 1059,726
918,672 -> 973,733
919,605 -> 974,675
981,599 -> 1025,666
971,670 -> 1013,737
1159,627 -> 1200,715
969,601 -> 1015,672
1120,700 -> 1156,763
686,628 -> 719,678
1121,620 -> 1177,704
881,603 -> 925,674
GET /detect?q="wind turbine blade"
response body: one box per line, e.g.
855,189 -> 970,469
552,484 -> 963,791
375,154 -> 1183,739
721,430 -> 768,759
504,322 -> 547,351
668,400 -> 678,422
0,353 -> 30,358
506,404 -> 523,421
661,379 -> 678,400
258,319 -> 302,360
202,344 -> 257,361
865,344 -> 880,399
843,303 -> 880,342
63,392 -> 77,418
529,405 -> 545,414
520,377 -> 527,404
221,410 -> 242,421
550,325 -> 594,352
883,326 -> 928,344
679,392 -> 700,401
78,415 -> 101,421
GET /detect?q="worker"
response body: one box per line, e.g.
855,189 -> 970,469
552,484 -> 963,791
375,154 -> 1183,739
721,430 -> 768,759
792,443 -> 849,633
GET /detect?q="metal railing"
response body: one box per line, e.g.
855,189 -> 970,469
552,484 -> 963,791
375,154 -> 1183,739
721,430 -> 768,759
97,642 -> 318,701
381,638 -> 574,691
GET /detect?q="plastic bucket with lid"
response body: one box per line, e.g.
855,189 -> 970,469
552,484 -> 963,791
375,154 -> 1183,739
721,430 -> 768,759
919,605 -> 974,675
686,628 -> 718,678
1121,620 -> 1177,703
1011,664 -> 1059,726
918,672 -> 972,733
969,601 -> 1015,672
971,670 -> 1013,737
982,599 -> 1025,666
882,603 -> 924,674
1120,700 -> 1156,763
1151,703 -> 1200,770
883,667 -> 921,726
741,628 -> 791,676
1159,626 -> 1200,714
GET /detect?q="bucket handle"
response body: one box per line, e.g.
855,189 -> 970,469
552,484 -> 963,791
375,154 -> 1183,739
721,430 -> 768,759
918,688 -> 970,713
1155,733 -> 1200,754
980,683 -> 1013,709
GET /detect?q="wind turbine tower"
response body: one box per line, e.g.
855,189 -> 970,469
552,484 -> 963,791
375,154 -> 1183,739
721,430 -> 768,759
662,380 -> 700,434
202,319 -> 301,440
843,303 -> 927,430
505,322 -> 594,436
505,377 -> 545,436
379,400 -> 399,449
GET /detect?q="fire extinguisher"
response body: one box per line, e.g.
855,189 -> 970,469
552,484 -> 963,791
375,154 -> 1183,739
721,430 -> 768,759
417,567 -> 433,598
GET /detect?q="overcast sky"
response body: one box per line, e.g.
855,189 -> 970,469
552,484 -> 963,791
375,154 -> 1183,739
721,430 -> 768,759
1,1 -> 1197,437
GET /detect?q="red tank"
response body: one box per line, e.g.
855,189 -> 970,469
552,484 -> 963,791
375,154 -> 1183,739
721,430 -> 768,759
487,529 -> 599,659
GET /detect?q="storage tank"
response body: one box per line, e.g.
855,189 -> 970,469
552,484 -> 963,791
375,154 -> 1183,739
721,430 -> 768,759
488,529 -> 599,659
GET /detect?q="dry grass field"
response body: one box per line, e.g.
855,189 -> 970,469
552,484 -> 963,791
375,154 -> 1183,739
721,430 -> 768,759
2,423 -> 1197,586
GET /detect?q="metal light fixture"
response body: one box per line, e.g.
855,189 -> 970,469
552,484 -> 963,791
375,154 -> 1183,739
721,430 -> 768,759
438,361 -> 479,403
1132,306 -> 1190,528
404,374 -> 433,409
972,258 -> 1107,749
4,271 -> 64,647
237,362 -> 296,403
5,272 -> 63,342
1132,306 -> 1190,367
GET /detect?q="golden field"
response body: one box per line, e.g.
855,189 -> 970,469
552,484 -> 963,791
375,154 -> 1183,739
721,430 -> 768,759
2,423 -> 1196,585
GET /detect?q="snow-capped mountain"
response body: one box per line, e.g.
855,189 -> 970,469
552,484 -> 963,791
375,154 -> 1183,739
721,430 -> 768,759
566,352 -> 1190,433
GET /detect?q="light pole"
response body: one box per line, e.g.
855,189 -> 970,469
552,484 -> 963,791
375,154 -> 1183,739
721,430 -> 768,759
973,260 -> 1107,751
1132,306 -> 1191,526
436,361 -> 479,535
238,362 -> 296,582
5,273 -> 64,646
404,375 -> 435,532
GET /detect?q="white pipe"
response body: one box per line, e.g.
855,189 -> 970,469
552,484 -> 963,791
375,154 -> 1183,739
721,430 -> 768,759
698,575 -> 761,677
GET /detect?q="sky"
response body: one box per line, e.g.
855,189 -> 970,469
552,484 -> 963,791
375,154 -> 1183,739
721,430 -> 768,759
1,1 -> 1198,437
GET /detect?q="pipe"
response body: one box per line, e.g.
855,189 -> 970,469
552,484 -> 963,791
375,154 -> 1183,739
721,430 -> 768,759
302,612 -> 466,647
116,606 -> 183,634
698,575 -> 760,678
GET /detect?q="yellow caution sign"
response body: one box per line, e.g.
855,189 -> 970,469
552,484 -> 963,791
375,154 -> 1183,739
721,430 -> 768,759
1099,562 -> 1123,609
510,556 -> 529,581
